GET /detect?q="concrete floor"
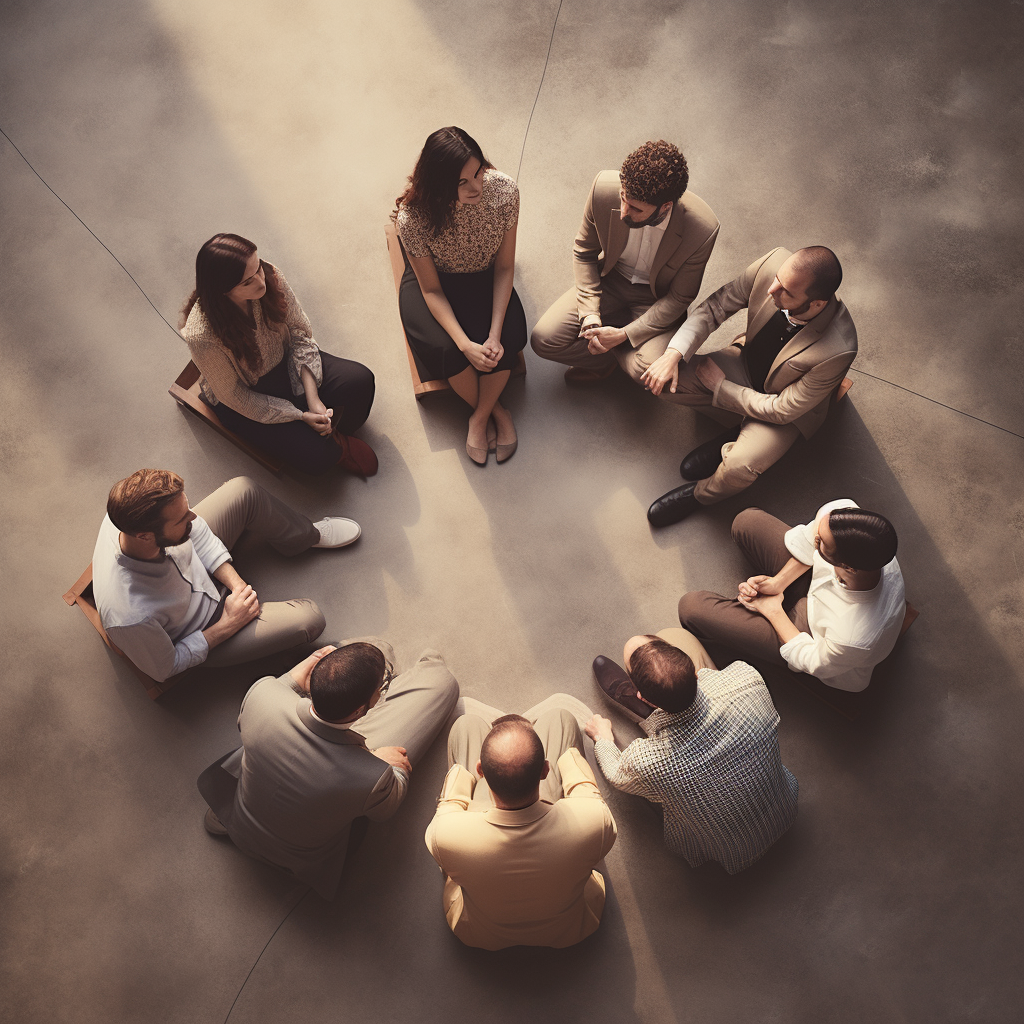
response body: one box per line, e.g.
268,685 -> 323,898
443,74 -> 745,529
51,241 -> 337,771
1,0 -> 1022,1021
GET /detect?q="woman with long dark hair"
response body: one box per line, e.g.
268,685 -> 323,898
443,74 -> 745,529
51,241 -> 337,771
180,234 -> 377,476
395,127 -> 527,464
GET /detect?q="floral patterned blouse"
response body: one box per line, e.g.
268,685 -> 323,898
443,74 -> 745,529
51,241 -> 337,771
181,265 -> 322,424
395,169 -> 519,274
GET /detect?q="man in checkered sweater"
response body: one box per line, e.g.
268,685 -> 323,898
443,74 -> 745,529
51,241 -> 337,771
584,628 -> 798,873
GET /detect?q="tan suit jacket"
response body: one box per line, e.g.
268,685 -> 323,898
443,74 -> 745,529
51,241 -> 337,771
424,749 -> 617,950
670,247 -> 858,438
574,170 -> 720,346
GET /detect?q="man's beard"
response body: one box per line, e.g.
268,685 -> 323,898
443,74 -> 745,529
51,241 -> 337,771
156,519 -> 192,551
624,206 -> 669,230
783,297 -> 814,318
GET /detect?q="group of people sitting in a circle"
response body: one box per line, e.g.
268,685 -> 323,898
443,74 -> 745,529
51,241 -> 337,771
85,128 -> 907,949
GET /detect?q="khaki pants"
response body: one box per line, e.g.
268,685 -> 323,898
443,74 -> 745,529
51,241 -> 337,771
193,477 -> 325,668
447,693 -> 593,808
348,640 -> 461,764
670,345 -> 802,504
678,508 -> 811,667
530,273 -> 678,383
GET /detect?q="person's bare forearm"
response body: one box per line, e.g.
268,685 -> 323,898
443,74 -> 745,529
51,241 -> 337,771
772,557 -> 810,590
423,290 -> 474,352
764,606 -> 801,645
300,365 -> 320,406
489,261 -> 514,339
213,562 -> 244,591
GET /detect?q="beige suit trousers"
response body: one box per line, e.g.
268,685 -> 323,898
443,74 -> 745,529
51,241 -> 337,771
670,346 -> 803,503
193,477 -> 326,668
447,694 -> 592,809
530,271 -> 679,383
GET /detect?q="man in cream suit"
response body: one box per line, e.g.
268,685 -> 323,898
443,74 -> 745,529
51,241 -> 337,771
644,246 -> 857,525
199,637 -> 459,900
425,696 -> 617,950
531,139 -> 720,385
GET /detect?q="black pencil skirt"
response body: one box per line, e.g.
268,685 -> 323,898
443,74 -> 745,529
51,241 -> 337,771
213,351 -> 375,475
398,261 -> 527,383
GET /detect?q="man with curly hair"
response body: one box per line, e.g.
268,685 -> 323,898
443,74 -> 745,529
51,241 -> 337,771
531,140 -> 720,386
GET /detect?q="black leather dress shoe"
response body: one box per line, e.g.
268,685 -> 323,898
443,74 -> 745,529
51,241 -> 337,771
679,426 -> 741,480
647,482 -> 701,527
593,655 -> 652,721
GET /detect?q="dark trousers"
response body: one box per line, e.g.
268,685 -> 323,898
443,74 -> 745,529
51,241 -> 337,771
214,351 -> 375,475
398,261 -> 528,383
678,508 -> 811,668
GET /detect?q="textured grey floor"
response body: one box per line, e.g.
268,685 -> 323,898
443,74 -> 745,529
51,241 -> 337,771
1,1 -> 1023,1022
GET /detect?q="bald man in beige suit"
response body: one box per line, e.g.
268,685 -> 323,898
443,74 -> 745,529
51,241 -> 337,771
425,695 -> 616,950
531,139 -> 719,387
644,245 -> 858,526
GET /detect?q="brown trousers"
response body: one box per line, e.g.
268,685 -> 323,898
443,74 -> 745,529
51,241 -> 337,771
678,508 -> 810,667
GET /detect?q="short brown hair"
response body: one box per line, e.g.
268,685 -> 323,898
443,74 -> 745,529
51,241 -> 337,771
629,639 -> 698,713
106,469 -> 184,535
620,140 -> 689,207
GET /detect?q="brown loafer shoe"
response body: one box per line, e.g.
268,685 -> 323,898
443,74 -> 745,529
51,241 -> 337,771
334,433 -> 379,477
564,363 -> 617,385
593,655 -> 652,722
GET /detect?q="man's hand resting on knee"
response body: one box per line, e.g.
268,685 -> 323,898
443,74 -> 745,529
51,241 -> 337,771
373,746 -> 412,774
203,583 -> 260,649
641,349 -> 683,395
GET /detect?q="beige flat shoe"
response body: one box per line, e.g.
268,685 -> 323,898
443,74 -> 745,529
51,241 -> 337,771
487,417 -> 497,452
495,416 -> 518,463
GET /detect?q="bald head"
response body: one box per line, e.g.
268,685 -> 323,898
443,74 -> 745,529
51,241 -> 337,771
480,715 -> 545,805
790,246 -> 842,302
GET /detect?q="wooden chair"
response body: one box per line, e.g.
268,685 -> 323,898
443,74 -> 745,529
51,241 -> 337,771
384,222 -> 526,399
63,564 -> 177,700
791,600 -> 919,720
169,361 -> 285,474
834,377 -> 853,402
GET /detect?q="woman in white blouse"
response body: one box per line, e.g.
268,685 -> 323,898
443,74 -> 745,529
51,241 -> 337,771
180,233 -> 377,476
395,127 -> 527,464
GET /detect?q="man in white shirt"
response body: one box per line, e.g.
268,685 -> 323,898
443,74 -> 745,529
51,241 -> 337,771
678,500 -> 905,692
91,469 -> 361,682
530,139 -> 720,386
200,638 -> 459,899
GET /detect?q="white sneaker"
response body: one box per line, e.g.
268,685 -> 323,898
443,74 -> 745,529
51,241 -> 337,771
312,517 -> 361,548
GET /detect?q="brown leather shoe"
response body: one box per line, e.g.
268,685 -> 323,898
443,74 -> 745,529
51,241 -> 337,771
334,433 -> 379,477
593,655 -> 652,722
564,363 -> 617,385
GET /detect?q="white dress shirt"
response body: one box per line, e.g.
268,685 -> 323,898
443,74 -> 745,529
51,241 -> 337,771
91,513 -> 232,680
780,499 -> 906,692
614,207 -> 672,285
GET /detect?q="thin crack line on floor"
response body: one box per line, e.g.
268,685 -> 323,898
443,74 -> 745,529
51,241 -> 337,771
848,366 -> 1023,440
223,887 -> 311,1024
0,124 -> 181,337
515,0 -> 563,181
1,119 -> 1020,442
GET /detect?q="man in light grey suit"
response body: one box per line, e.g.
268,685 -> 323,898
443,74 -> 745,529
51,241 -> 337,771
199,637 -> 459,899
